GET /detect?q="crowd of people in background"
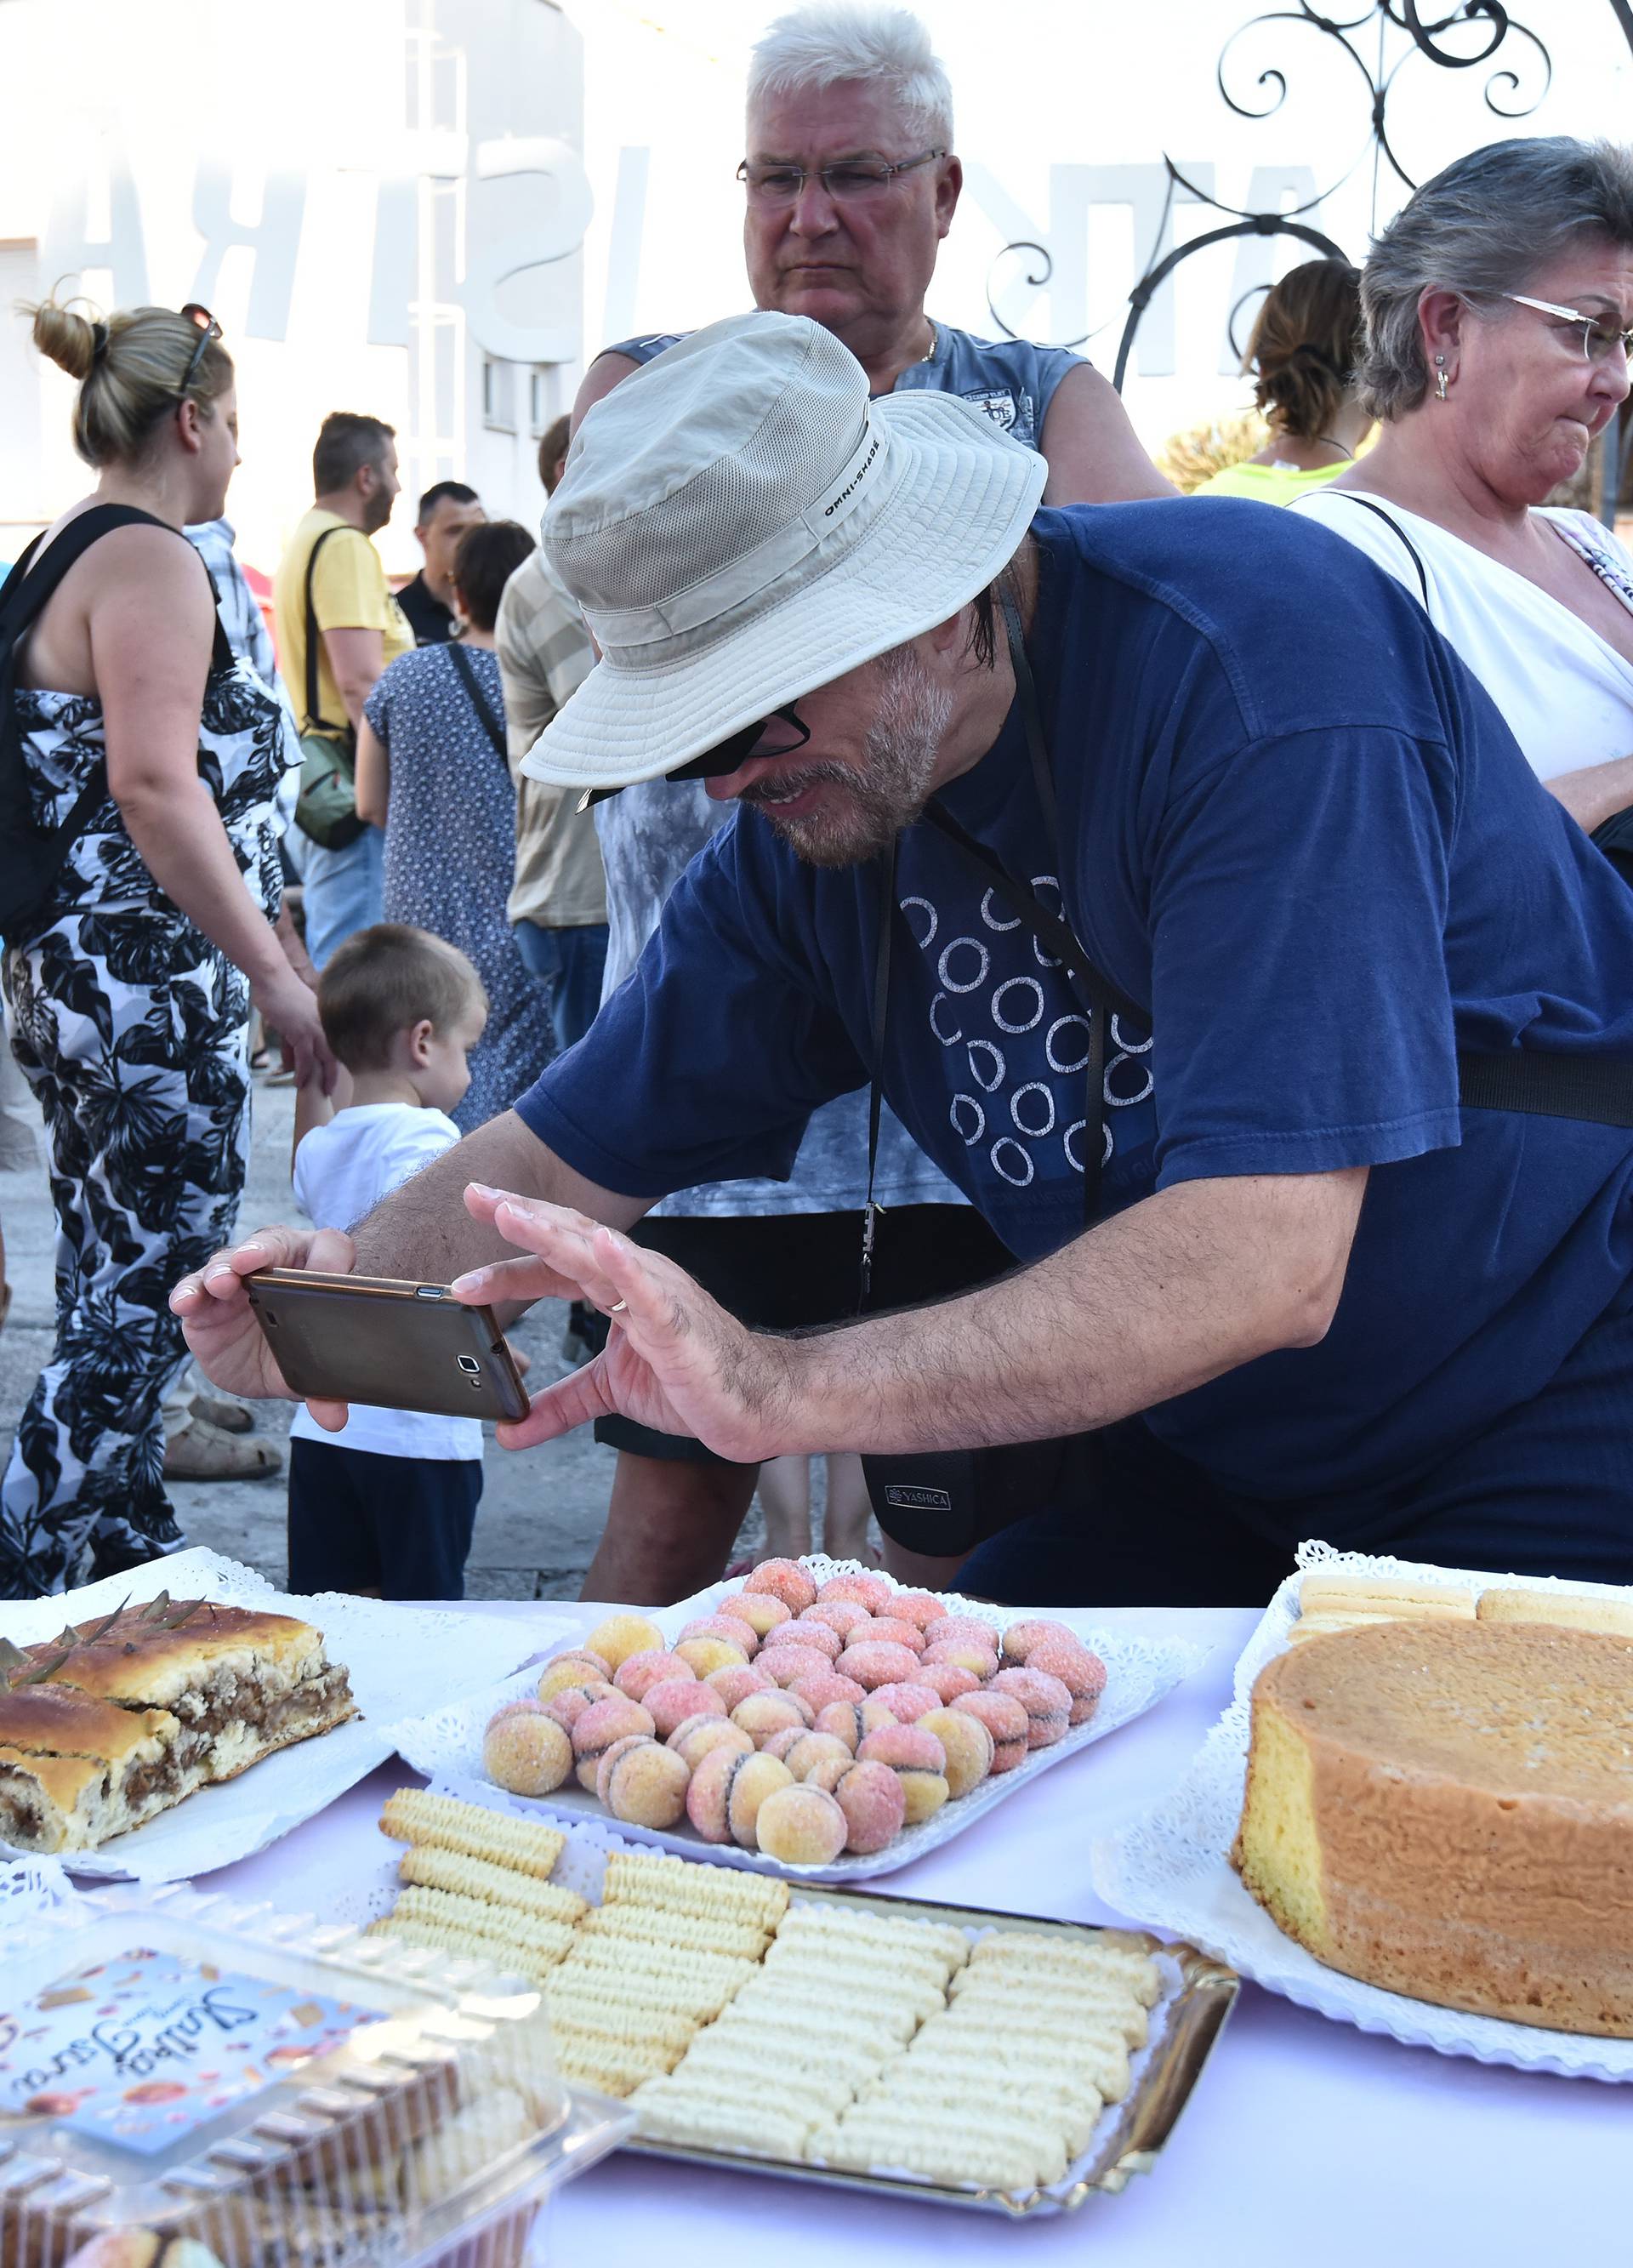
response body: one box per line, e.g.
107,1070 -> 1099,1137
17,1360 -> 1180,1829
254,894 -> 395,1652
7,1 -> 1633,1606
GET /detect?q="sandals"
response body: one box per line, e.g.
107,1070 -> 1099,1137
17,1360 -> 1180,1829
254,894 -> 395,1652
162,1416 -> 283,1481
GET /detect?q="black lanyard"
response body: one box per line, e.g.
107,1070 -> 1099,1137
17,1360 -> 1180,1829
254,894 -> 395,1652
862,581 -> 1146,1307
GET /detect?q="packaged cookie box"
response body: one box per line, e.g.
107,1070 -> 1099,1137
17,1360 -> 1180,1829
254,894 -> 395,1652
0,1882 -> 632,2268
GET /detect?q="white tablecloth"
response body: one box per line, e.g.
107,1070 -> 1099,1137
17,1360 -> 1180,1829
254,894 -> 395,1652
210,1602 -> 1623,2266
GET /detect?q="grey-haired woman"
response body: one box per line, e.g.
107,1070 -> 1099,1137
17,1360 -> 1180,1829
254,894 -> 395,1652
1295,137 -> 1633,834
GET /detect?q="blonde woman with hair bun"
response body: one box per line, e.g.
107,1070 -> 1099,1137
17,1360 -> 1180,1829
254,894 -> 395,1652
0,295 -> 336,1598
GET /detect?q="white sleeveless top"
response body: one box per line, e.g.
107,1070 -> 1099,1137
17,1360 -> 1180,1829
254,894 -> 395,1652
1291,489 -> 1633,783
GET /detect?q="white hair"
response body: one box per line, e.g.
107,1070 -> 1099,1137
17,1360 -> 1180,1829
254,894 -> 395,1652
746,4 -> 953,148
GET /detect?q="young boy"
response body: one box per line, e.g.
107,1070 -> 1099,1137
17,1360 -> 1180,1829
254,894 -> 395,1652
287,924 -> 490,1598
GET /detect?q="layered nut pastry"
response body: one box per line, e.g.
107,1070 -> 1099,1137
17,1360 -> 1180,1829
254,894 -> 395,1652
0,1598 -> 356,1852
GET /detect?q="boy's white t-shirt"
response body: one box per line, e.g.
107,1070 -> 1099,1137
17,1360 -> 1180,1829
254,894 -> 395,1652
289,1104 -> 483,1462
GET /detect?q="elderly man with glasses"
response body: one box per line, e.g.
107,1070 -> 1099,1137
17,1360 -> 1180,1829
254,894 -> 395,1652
543,4 -> 1173,1604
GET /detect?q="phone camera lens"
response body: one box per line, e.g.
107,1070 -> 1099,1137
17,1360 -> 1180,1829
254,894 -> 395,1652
456,1354 -> 481,1375
264,1311 -> 279,1328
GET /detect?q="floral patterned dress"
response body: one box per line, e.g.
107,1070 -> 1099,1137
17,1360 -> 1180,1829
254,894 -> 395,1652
366,643 -> 554,1131
0,553 -> 286,1597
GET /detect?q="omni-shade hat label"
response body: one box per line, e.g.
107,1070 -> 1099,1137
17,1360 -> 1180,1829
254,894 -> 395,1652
584,406 -> 904,655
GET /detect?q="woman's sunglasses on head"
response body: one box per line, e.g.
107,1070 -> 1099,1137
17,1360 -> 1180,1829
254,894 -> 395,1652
178,302 -> 221,396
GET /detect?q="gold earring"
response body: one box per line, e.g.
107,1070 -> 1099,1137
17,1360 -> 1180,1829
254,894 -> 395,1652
1435,354 -> 1449,402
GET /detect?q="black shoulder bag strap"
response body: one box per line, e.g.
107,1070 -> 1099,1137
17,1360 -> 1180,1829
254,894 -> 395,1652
0,505 -> 229,939
445,639 -> 514,786
302,524 -> 352,738
1333,494 -> 1431,606
859,568 -> 1633,1312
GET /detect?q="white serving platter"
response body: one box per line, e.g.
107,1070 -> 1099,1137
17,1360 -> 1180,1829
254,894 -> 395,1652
393,1555 -> 1203,1883
1090,1540 -> 1633,2083
0,1547 -> 564,1883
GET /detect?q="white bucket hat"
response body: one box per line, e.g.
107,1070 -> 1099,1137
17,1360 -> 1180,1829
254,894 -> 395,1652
521,310 -> 1047,793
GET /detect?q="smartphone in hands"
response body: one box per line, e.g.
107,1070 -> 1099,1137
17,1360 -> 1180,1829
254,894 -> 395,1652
245,1269 -> 530,1422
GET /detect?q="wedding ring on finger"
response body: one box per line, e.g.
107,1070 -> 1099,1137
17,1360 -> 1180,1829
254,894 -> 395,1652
607,1299 -> 628,1314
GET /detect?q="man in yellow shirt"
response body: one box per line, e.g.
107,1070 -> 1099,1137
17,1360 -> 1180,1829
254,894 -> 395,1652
274,413 -> 413,966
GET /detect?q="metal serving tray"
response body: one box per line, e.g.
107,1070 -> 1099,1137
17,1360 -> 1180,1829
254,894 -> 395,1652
622,1880 -> 1239,2219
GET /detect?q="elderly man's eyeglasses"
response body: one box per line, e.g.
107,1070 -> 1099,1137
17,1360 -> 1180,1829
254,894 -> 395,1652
1504,293 -> 1633,364
737,149 -> 944,206
177,303 -> 221,396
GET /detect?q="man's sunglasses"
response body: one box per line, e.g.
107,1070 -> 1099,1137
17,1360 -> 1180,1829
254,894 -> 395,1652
583,705 -> 811,806
178,302 -> 221,396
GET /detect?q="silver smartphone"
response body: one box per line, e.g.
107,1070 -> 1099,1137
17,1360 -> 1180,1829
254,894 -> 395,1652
245,1268 -> 530,1422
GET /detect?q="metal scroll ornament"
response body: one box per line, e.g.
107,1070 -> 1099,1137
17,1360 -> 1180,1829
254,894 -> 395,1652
982,0 -> 1630,392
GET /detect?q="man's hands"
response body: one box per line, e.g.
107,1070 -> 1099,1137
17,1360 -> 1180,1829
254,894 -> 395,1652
168,1222 -> 355,1430
452,1185 -> 794,1460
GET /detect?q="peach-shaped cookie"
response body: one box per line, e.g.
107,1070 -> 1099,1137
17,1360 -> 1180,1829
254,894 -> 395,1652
780,1730 -> 855,1781
726,1751 -> 794,1847
616,1648 -> 695,1702
919,1706 -> 994,1798
594,1731 -> 655,1805
830,1757 -> 907,1852
571,1695 -> 655,1789
991,1666 -> 1073,1748
669,1715 -> 754,1769
868,1681 -> 943,1724
763,1617 -> 842,1662
707,1662 -> 774,1712
885,1591 -> 944,1633
731,1690 -> 813,1746
645,1676 -> 724,1740
857,1722 -> 948,1825
950,1689 -> 1028,1773
686,1742 -> 745,1843
674,1634 -> 749,1679
483,1701 -> 572,1796
760,1644 -> 836,1690
813,1697 -> 895,1752
1022,1640 -> 1107,1725
818,1571 -> 895,1614
754,1782 -> 847,1866
542,1679 -> 617,1735
835,1638 -> 922,1690
583,1613 -> 666,1671
1000,1616 -> 1078,1666
537,1648 -> 613,1701
744,1558 -> 819,1612
680,1614 -> 760,1659
604,1739 -> 691,1828
798,1598 -> 873,1643
923,1638 -> 999,1680
913,1661 -> 982,1705
788,1669 -> 867,1714
718,1590 -> 793,1640
865,1616 -> 927,1655
923,1615 -> 998,1652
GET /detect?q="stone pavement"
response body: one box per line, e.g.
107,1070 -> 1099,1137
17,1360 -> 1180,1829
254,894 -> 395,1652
0,1065 -> 775,1600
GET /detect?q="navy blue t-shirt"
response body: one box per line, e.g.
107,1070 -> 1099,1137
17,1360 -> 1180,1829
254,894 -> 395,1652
518,504 -> 1633,1520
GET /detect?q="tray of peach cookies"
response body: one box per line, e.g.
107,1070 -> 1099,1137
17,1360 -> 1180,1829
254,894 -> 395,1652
393,1556 -> 1203,1883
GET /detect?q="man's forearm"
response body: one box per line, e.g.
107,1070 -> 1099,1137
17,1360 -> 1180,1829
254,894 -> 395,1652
350,1109 -> 648,1288
769,1171 -> 1365,1456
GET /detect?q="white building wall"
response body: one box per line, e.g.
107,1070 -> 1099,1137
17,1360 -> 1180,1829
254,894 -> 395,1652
3,0 -> 1630,582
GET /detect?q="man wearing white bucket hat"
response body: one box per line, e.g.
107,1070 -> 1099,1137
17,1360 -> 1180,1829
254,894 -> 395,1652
178,311 -> 1633,1602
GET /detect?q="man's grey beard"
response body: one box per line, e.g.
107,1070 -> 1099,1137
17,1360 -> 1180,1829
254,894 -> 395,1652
741,646 -> 953,866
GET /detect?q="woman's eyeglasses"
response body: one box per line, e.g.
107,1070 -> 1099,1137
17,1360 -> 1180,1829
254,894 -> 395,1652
1504,293 -> 1633,365
737,149 -> 944,207
177,302 -> 221,396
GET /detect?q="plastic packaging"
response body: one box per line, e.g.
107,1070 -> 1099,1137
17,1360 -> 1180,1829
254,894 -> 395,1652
0,1882 -> 631,2268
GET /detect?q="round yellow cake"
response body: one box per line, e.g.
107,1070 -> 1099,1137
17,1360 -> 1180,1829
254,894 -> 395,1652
1232,1618 -> 1633,2037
